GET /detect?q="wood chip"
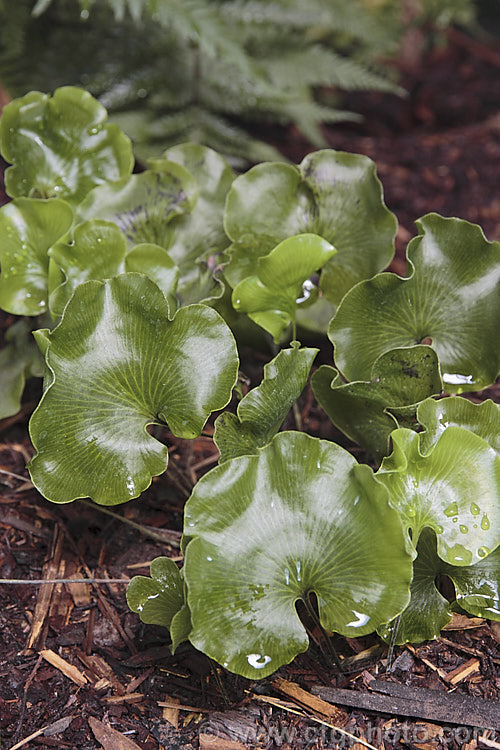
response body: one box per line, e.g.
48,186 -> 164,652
25,528 -> 64,651
162,693 -> 180,728
48,559 -> 75,631
43,715 -> 76,736
77,650 -> 125,693
39,648 -> 88,687
0,509 -> 49,538
479,735 -> 500,750
443,614 -> 485,630
444,657 -> 481,685
94,678 -> 112,692
126,667 -> 153,694
252,692 -> 379,750
65,562 -> 92,606
158,700 -> 211,713
102,692 -> 144,704
490,622 -> 500,645
199,735 -> 246,750
88,716 -> 142,750
9,716 -> 75,750
272,676 -> 349,725
406,644 -> 448,679
412,721 -> 443,749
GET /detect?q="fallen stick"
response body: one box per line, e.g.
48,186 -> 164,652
312,680 -> 500,730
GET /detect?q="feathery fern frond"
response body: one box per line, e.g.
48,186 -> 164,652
265,45 -> 404,94
0,0 -> 406,163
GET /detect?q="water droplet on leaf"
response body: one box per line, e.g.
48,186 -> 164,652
446,544 -> 473,565
444,502 -> 458,518
481,515 -> 490,531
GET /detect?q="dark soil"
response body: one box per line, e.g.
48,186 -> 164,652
0,33 -> 499,750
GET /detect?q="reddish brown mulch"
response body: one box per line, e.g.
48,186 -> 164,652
1,33 -> 499,750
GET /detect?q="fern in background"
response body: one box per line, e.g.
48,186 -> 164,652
0,0 -> 404,163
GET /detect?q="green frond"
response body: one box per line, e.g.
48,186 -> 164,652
266,46 -> 403,94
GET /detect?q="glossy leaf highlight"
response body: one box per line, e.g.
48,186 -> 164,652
28,274 -> 239,505
224,149 -> 397,325
329,214 -> 500,392
184,431 -> 412,678
0,87 -> 133,205
0,198 -> 73,315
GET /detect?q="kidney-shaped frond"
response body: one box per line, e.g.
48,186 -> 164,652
312,346 -> 442,462
127,556 -> 191,652
376,427 -> 500,566
77,160 -> 196,251
183,431 -> 412,678
329,214 -> 500,393
127,557 -> 184,628
0,87 -> 133,205
28,274 -> 238,505
224,150 -> 396,312
0,320 -> 43,420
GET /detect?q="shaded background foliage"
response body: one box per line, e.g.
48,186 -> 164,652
0,0 -> 493,164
